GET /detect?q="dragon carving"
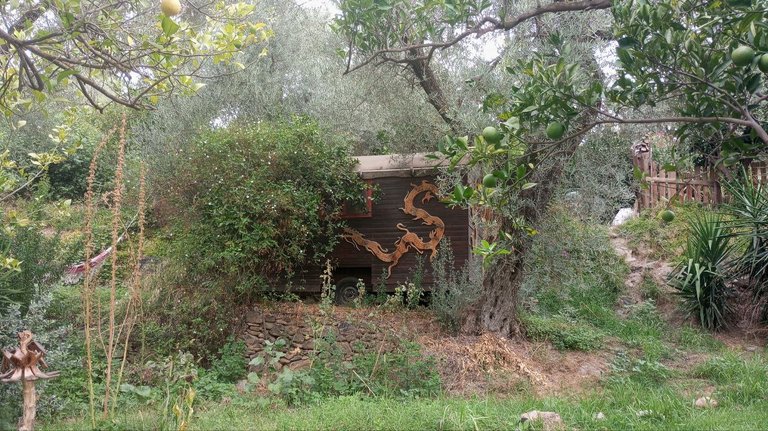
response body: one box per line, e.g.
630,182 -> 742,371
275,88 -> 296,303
342,180 -> 445,278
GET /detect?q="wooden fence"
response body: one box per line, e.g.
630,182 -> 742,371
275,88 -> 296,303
632,152 -> 768,210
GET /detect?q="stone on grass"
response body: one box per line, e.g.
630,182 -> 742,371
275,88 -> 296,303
636,410 -> 653,418
593,412 -> 606,421
520,411 -> 564,431
694,396 -> 718,408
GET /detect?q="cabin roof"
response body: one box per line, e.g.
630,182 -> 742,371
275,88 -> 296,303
354,153 -> 450,179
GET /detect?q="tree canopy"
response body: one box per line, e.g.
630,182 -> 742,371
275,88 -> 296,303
0,0 -> 270,116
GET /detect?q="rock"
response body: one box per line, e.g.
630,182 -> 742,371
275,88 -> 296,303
245,309 -> 261,323
339,342 -> 353,356
264,315 -> 276,323
635,410 -> 653,418
694,397 -> 718,408
243,334 -> 257,347
520,411 -> 563,431
578,363 -> 602,378
745,345 -> 759,352
235,379 -> 249,394
593,412 -> 606,421
612,207 -> 637,226
292,359 -> 311,370
264,322 -> 274,330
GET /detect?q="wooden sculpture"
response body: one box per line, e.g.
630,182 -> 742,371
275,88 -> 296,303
1,330 -> 59,431
342,180 -> 445,277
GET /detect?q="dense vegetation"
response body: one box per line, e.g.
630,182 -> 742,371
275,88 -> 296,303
0,0 -> 767,430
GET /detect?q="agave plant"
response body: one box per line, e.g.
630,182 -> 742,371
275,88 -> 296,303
722,173 -> 768,315
668,214 -> 734,330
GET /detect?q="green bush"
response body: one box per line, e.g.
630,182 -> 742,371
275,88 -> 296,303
668,213 -> 734,330
209,338 -> 247,383
518,206 -> 628,349
430,239 -> 482,333
561,131 -> 637,223
163,117 -> 367,293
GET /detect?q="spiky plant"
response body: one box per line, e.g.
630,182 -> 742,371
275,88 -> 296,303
668,214 -> 734,330
722,173 -> 768,317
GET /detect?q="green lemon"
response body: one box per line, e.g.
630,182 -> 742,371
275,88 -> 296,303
659,209 -> 675,223
732,45 -> 756,67
758,54 -> 768,73
482,126 -> 503,143
546,122 -> 565,140
482,174 -> 498,188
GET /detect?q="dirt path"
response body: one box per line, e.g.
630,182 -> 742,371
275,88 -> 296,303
609,227 -> 674,311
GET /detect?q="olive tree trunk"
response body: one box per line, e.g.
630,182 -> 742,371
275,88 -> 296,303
462,140 -> 582,336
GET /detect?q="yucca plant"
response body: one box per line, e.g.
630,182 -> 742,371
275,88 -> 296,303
722,173 -> 768,313
668,214 -> 734,330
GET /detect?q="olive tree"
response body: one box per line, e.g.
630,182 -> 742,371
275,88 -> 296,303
334,0 -> 768,336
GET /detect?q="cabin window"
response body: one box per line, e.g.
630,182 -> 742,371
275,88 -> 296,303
341,182 -> 373,219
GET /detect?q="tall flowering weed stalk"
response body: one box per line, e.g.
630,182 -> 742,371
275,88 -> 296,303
81,113 -> 148,425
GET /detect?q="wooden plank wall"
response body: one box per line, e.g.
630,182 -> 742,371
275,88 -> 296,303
633,152 -> 767,210
292,175 -> 470,292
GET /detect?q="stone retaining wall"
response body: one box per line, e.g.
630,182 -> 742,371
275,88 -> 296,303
241,304 -> 404,370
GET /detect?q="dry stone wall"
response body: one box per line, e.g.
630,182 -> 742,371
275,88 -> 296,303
241,304 -> 406,371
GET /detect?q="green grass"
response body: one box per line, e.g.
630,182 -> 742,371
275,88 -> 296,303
40,381 -> 768,431
618,202 -> 711,261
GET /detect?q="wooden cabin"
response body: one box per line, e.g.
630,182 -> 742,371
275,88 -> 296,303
292,153 -> 471,303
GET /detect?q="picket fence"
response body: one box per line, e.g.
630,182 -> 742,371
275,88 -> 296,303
632,152 -> 768,210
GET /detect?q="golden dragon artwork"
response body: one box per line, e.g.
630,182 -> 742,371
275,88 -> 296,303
342,180 -> 445,278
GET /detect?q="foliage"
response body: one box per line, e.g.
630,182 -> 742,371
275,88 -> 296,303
519,206 -> 639,350
430,238 -> 483,333
208,339 -> 247,384
611,0 -> 768,155
0,286 -> 82,427
248,333 -> 441,406
668,214 -> 735,330
521,313 -> 604,351
619,203 -> 709,260
0,1 -> 270,116
164,118 -> 367,293
693,353 -> 768,405
560,131 -> 637,223
0,220 -> 70,312
137,272 -> 240,364
608,350 -> 673,385
722,173 -> 768,316
522,206 -> 627,312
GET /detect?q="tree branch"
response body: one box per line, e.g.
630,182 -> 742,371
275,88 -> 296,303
343,0 -> 612,74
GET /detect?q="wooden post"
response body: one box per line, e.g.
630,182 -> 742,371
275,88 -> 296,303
20,380 -> 36,431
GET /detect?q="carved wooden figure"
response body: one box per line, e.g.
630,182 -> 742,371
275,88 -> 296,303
1,330 -> 59,431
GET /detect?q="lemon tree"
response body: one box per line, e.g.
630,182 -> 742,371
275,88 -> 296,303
0,0 -> 271,116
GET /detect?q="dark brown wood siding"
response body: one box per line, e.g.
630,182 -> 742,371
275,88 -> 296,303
292,174 -> 470,292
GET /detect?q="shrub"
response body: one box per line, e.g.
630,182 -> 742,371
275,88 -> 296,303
429,239 -> 482,333
668,213 -> 734,330
162,117 -> 367,293
560,131 -> 636,223
209,338 -> 247,383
